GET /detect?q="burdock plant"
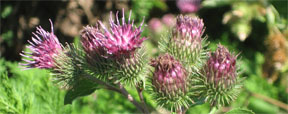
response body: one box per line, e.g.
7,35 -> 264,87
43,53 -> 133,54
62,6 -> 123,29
19,9 -> 246,114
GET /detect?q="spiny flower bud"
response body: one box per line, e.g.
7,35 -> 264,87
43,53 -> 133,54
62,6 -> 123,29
81,25 -> 106,60
163,15 -> 206,70
20,19 -> 62,69
149,53 -> 195,111
202,44 -> 241,107
81,9 -> 146,60
151,53 -> 188,98
205,44 -> 237,87
174,15 -> 204,50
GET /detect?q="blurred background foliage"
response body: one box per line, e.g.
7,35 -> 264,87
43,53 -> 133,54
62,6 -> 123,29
0,0 -> 287,113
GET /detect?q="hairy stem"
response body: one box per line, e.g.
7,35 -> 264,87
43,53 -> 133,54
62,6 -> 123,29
84,75 -> 145,112
136,84 -> 149,114
209,107 -> 217,114
119,84 -> 145,113
176,107 -> 187,114
83,75 -> 120,92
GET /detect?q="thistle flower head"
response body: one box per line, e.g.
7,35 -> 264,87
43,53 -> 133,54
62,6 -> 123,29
201,44 -> 241,107
151,53 -> 187,96
81,25 -> 106,59
177,0 -> 201,13
175,15 -> 204,43
163,15 -> 206,69
20,19 -> 62,69
206,44 -> 237,87
81,9 -> 146,59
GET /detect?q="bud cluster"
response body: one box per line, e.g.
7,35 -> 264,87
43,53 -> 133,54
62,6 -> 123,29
19,9 -> 243,113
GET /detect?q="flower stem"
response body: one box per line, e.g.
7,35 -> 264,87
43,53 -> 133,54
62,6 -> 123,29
119,84 -> 145,113
84,74 -> 145,113
136,84 -> 149,114
209,107 -> 217,114
176,107 -> 187,114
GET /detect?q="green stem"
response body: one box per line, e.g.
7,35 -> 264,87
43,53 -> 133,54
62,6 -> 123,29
136,84 -> 149,114
209,107 -> 217,114
84,75 -> 145,113
119,84 -> 145,113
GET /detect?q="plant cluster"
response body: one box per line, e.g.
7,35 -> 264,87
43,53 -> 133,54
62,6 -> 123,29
20,9 -> 245,113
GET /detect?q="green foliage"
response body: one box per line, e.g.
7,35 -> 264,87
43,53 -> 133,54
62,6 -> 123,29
0,60 -> 68,114
245,75 -> 278,99
225,108 -> 254,114
0,59 -> 152,113
202,0 -> 234,8
1,30 -> 14,47
131,0 -> 154,22
244,75 -> 280,113
248,98 -> 279,114
1,5 -> 12,18
187,103 -> 210,114
131,0 -> 167,22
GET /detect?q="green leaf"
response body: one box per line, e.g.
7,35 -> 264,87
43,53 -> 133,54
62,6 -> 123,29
64,78 -> 98,105
248,98 -> 279,114
226,108 -> 254,114
1,5 -> 12,18
1,30 -> 13,47
152,0 -> 168,11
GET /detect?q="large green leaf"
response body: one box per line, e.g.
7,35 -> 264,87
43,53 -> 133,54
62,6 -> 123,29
64,78 -> 98,105
226,108 -> 254,114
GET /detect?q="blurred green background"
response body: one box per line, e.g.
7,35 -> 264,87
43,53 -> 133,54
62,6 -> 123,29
0,0 -> 287,113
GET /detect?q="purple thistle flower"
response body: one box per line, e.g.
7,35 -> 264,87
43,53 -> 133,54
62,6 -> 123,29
176,0 -> 201,13
151,53 -> 187,96
205,44 -> 238,87
20,19 -> 62,69
81,9 -> 146,59
176,15 -> 204,40
81,25 -> 107,59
